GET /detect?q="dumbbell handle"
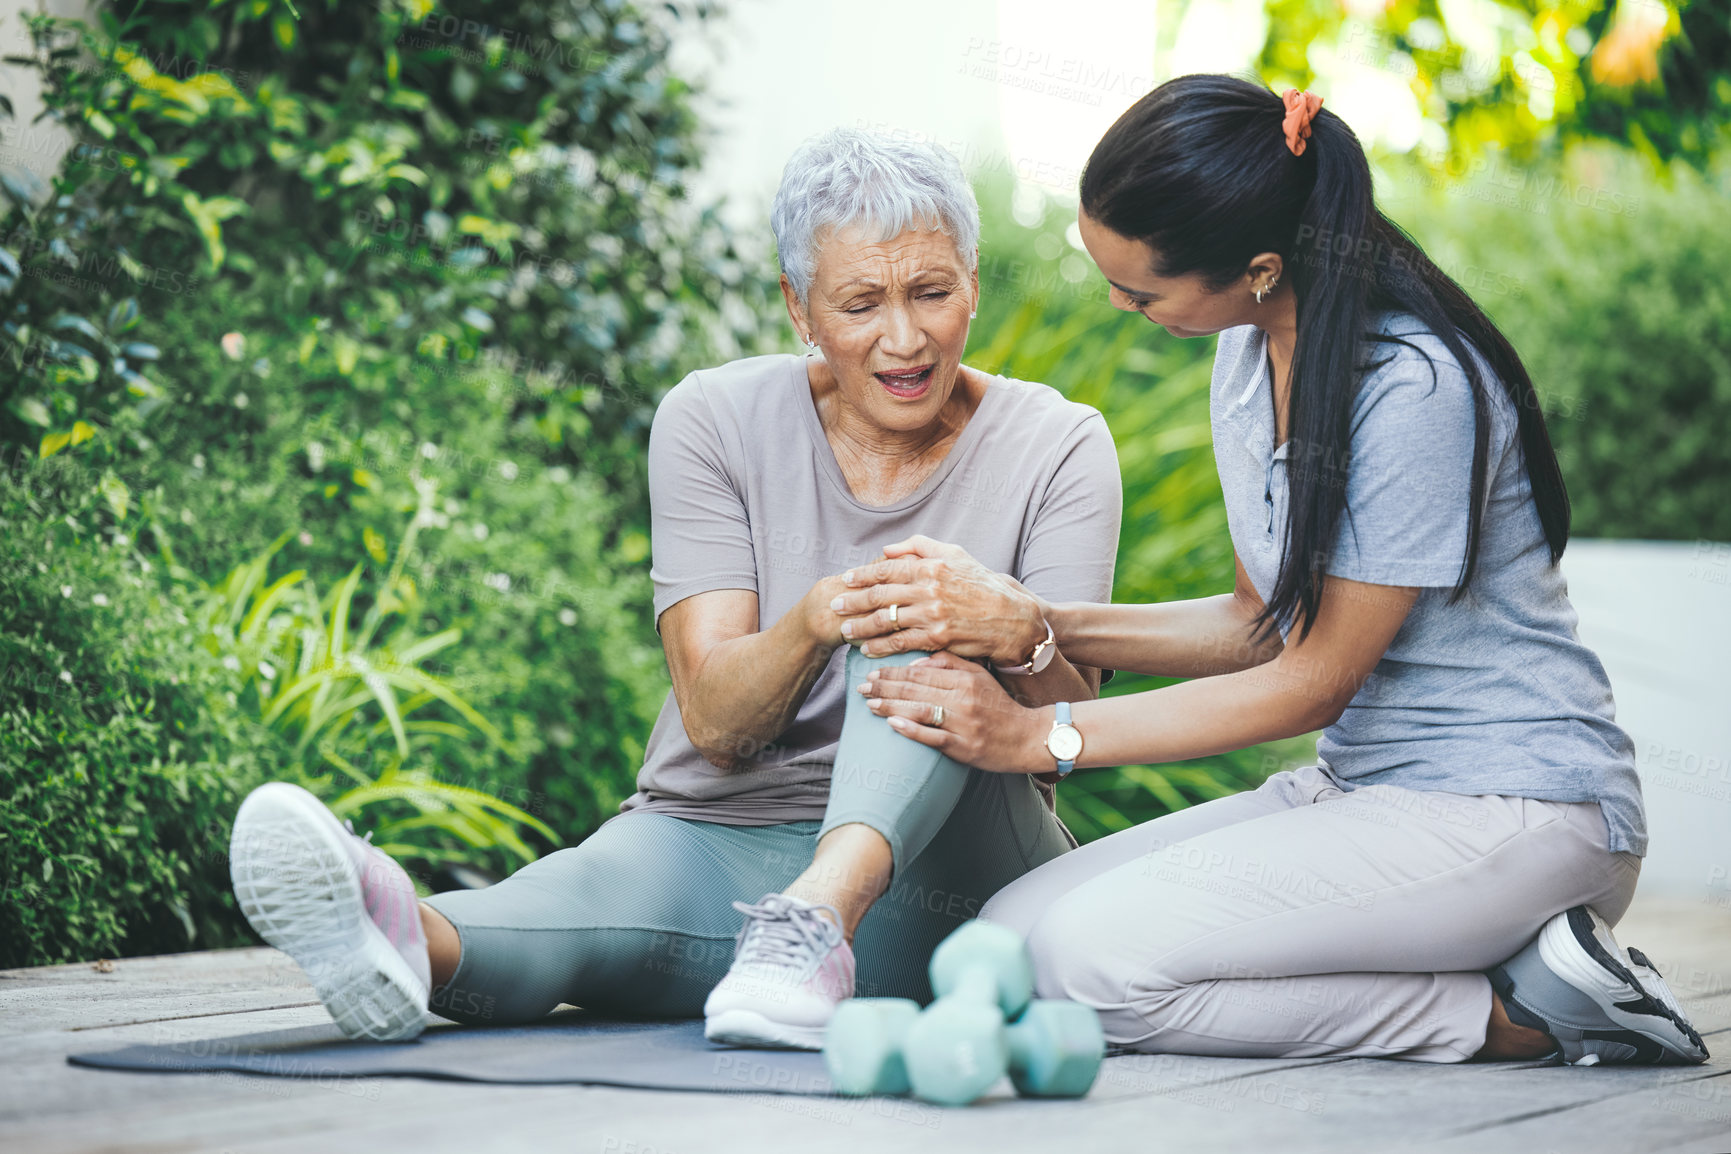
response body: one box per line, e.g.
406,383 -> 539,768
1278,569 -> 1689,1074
948,966 -> 1002,1011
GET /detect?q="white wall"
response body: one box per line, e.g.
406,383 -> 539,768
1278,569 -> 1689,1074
0,0 -> 91,204
675,0 -> 1167,231
1563,541 -> 1731,902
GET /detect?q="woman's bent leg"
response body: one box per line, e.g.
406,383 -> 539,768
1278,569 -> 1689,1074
1020,780 -> 1639,1061
779,647 -> 977,939
848,760 -> 1079,1001
979,767 -> 1331,935
718,646 -> 1086,1006
422,813 -> 814,1024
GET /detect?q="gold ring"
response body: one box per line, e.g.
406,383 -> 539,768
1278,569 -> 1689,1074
888,603 -> 899,628
931,705 -> 945,728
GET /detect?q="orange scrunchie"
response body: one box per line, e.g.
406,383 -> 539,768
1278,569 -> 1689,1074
1281,88 -> 1324,156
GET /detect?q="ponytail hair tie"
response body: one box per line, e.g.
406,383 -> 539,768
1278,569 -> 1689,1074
1281,88 -> 1324,157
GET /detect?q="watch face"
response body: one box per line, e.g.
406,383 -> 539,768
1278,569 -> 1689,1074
1047,723 -> 1083,763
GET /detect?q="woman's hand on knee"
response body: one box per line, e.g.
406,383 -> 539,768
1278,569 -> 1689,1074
861,650 -> 1047,773
832,535 -> 1047,663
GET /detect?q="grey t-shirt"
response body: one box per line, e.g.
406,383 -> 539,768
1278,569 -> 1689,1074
1211,314 -> 1645,855
620,352 -> 1123,825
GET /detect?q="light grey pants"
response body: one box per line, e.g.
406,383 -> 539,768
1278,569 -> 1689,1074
980,763 -> 1641,1062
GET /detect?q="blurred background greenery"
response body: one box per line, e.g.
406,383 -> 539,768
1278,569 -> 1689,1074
1,0 -> 1725,967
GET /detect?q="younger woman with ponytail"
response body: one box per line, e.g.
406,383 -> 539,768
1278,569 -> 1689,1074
842,75 -> 1708,1065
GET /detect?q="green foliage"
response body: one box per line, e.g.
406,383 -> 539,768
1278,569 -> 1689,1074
325,767 -> 558,869
0,0 -> 777,962
1389,147 -> 1731,540
197,512 -> 504,765
190,504 -> 561,876
1257,0 -> 1731,168
0,455 -> 287,968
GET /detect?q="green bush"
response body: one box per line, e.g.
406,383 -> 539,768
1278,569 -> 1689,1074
0,455 -> 287,968
0,0 -> 776,963
190,513 -> 561,877
1391,147 -> 1731,542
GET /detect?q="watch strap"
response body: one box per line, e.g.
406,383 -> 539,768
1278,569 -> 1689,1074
1053,700 -> 1075,778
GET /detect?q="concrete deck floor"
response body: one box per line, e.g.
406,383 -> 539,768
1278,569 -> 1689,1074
2,894 -> 1728,1154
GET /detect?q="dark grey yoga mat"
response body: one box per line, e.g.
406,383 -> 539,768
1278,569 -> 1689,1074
68,1009 -> 841,1095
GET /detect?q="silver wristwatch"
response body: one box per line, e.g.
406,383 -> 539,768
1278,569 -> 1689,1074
1045,701 -> 1083,778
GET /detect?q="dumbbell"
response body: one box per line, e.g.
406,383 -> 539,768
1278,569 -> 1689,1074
825,993 -> 1102,1103
824,997 -> 922,1096
825,920 -> 1029,1098
823,921 -> 1104,1105
905,921 -> 1103,1104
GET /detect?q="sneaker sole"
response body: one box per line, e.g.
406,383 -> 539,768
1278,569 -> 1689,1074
1538,906 -> 1708,1064
230,783 -> 428,1042
705,1008 -> 827,1050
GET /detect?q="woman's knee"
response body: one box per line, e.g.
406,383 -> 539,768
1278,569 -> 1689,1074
1022,889 -> 1137,1009
829,649 -> 971,872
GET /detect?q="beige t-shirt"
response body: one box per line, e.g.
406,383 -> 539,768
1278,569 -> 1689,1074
618,352 -> 1122,826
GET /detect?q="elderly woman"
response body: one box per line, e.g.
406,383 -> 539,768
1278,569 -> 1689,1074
224,127 -> 1122,1049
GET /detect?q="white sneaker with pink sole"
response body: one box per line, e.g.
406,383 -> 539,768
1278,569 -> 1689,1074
229,782 -> 431,1041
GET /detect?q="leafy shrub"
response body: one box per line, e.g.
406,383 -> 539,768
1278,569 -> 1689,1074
190,500 -> 562,876
0,0 -> 777,962
1398,147 -> 1731,541
0,454 -> 287,968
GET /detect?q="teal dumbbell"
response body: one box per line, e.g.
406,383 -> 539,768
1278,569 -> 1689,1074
902,920 -> 1105,1106
824,998 -> 922,1096
1001,999 -> 1108,1099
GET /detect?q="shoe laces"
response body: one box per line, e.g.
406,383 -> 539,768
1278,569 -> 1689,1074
730,894 -> 841,971
341,817 -> 376,845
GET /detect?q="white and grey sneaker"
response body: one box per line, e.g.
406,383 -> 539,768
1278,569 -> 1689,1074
229,782 -> 432,1041
1488,905 -> 1709,1066
703,893 -> 855,1050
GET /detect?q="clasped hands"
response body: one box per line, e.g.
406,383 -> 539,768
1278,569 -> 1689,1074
810,534 -> 1055,775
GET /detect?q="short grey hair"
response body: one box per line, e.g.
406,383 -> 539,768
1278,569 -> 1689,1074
770,127 -> 981,306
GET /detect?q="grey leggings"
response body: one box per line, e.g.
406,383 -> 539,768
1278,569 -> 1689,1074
422,648 -> 1075,1025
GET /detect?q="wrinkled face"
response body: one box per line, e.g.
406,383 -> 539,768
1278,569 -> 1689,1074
797,224 -> 979,432
1077,207 -> 1256,339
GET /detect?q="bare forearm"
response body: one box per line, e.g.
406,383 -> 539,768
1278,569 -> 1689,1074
679,599 -> 839,770
1046,594 -> 1279,678
1067,660 -> 1332,770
